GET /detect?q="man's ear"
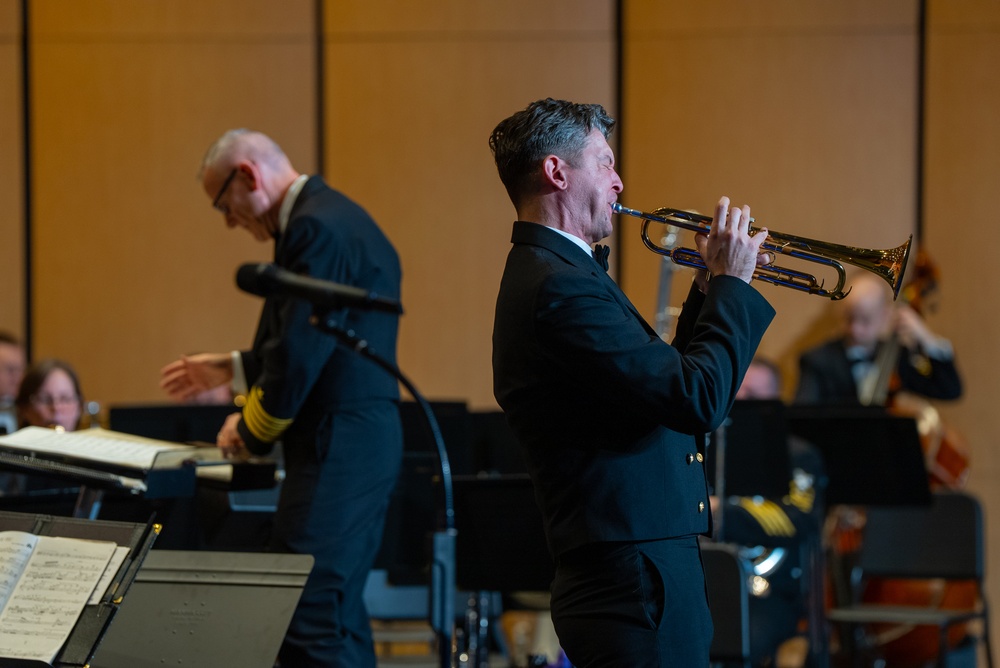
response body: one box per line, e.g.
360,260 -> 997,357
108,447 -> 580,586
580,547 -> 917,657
541,155 -> 570,192
237,160 -> 260,192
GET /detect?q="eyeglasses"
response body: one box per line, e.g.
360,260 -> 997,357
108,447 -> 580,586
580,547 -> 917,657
31,394 -> 79,408
212,168 -> 238,214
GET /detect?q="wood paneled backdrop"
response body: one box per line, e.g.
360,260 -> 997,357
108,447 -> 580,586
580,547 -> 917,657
1,0 -> 998,655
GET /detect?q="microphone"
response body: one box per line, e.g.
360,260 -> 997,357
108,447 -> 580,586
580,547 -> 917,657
236,263 -> 402,314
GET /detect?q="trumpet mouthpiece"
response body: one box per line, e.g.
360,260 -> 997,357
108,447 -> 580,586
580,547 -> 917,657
612,202 -> 640,216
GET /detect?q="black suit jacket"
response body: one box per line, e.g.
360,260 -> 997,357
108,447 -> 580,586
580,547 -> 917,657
794,337 -> 962,405
493,222 -> 774,558
236,176 -> 402,453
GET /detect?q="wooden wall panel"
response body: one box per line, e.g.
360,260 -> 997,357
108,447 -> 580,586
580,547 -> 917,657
0,0 -> 23,340
925,0 -> 1000,653
621,1 -> 919,396
323,0 -> 616,409
29,0 -> 315,412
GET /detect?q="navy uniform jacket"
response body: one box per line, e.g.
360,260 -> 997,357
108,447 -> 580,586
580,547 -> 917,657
236,176 -> 402,453
492,221 -> 774,559
795,338 -> 962,405
231,176 -> 403,666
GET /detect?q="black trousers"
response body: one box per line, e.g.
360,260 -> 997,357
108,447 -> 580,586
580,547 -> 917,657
272,402 -> 403,668
551,536 -> 712,667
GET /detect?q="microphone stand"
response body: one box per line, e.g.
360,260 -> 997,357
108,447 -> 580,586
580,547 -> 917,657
310,309 -> 456,668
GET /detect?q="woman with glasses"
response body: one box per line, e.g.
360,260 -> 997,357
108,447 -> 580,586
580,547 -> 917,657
15,359 -> 85,432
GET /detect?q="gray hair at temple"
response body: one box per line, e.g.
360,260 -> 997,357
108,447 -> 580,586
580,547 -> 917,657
489,98 -> 616,208
198,128 -> 291,179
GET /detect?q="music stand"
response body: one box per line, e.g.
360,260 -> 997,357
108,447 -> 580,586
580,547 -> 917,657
108,403 -> 238,444
0,510 -> 158,667
452,474 -> 555,667
707,399 -> 792,500
785,406 -> 931,506
89,550 -> 313,668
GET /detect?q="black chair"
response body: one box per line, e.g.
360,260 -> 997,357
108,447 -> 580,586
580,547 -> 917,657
826,491 -> 993,668
702,540 -> 752,667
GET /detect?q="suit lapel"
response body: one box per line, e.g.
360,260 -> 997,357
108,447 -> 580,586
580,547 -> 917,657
510,222 -> 658,337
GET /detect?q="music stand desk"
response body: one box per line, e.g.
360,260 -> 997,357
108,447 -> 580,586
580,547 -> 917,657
785,406 -> 931,507
0,511 -> 158,667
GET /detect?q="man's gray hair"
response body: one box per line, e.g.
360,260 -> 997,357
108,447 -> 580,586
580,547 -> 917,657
488,98 -> 615,207
198,129 -> 289,179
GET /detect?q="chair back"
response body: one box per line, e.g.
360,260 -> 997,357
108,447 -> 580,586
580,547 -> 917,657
861,491 -> 984,581
702,541 -> 752,662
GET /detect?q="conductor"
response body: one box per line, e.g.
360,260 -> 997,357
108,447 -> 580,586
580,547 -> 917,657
160,129 -> 402,668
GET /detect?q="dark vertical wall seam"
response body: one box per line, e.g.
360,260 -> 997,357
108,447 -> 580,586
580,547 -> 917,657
20,0 -> 33,360
315,0 -> 326,176
614,0 -> 624,275
915,0 -> 926,243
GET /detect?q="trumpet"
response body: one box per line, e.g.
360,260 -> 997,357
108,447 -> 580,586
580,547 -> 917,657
612,203 -> 911,301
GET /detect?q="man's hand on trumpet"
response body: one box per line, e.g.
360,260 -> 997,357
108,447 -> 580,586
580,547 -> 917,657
693,196 -> 770,290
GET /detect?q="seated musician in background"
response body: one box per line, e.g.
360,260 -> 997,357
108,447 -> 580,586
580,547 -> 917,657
715,358 -> 824,668
0,332 -> 27,495
1,359 -> 86,497
794,274 -> 969,663
14,358 -> 85,432
794,273 -> 961,405
0,331 -> 27,435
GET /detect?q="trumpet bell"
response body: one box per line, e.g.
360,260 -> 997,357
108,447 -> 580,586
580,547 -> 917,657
615,203 -> 911,301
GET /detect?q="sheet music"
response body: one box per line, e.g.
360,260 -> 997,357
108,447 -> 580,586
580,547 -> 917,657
89,545 -> 131,605
0,426 -> 193,470
0,531 -> 37,613
0,532 -> 117,663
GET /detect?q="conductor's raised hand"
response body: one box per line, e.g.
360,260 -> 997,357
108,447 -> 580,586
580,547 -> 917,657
159,352 -> 233,402
694,196 -> 769,284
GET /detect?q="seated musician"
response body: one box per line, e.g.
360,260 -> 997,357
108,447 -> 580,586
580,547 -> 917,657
795,273 -> 961,405
0,331 -> 26,435
14,358 -> 85,432
0,332 -> 27,495
795,273 -> 970,664
714,357 -> 825,668
1,359 -> 86,498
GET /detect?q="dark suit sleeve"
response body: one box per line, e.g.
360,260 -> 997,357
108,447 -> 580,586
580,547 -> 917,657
534,272 -> 774,435
896,348 -> 962,400
670,281 -> 707,353
236,217 -> 344,454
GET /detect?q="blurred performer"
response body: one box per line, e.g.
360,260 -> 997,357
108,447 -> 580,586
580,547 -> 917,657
160,129 -> 402,668
490,98 -> 774,666
0,331 -> 26,435
796,272 -> 970,665
1,359 -> 85,498
719,358 -> 824,667
15,358 -> 85,432
795,273 -> 961,405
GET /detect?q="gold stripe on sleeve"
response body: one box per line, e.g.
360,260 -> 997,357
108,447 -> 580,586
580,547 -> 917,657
737,497 -> 796,538
242,386 -> 293,442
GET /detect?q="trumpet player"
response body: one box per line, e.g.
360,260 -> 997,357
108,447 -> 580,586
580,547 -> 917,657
490,98 -> 775,667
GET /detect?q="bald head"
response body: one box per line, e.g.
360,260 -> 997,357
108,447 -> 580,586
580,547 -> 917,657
842,273 -> 891,350
199,129 -> 301,242
200,129 -> 294,180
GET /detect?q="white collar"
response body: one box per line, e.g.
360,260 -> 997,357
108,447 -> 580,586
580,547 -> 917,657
548,226 -> 597,259
278,174 -> 310,234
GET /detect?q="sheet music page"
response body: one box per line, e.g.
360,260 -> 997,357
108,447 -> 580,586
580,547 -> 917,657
0,534 -> 117,663
88,545 -> 131,605
0,426 -> 192,469
0,531 -> 38,614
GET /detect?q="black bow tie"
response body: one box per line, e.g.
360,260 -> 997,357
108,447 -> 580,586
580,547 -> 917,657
593,244 -> 610,271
